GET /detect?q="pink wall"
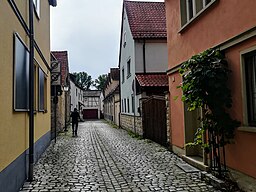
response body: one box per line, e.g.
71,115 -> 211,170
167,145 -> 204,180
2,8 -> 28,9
166,0 -> 256,68
169,74 -> 185,148
224,37 -> 256,178
166,0 -> 256,178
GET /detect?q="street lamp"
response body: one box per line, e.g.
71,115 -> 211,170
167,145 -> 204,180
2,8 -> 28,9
63,85 -> 69,132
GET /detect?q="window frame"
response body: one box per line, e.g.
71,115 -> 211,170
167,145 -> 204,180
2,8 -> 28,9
33,0 -> 40,19
127,58 -> 131,78
127,97 -> 130,113
123,31 -> 127,48
122,67 -> 125,83
13,33 -> 30,111
38,67 -> 47,112
179,0 -> 217,32
242,49 -> 256,127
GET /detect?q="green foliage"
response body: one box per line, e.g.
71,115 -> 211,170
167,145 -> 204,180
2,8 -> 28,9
72,72 -> 93,90
93,74 -> 108,90
127,130 -> 143,140
179,49 -> 240,149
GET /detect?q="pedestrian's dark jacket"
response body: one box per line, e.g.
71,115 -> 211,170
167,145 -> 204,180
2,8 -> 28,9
70,111 -> 80,123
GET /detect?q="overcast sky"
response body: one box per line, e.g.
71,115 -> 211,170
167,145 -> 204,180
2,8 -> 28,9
50,0 -> 164,80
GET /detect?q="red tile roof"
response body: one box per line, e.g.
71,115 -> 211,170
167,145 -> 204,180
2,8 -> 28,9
136,74 -> 168,87
124,1 -> 166,39
51,51 -> 69,85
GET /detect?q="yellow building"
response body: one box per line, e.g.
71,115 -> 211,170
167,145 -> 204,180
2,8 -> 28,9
0,1 -> 56,191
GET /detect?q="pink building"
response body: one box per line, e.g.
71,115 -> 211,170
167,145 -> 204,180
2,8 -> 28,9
165,0 -> 256,191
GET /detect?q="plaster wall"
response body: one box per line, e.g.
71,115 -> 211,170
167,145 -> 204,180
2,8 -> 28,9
165,0 -> 256,68
165,0 -> 256,184
135,40 -> 168,73
0,0 -> 51,177
120,9 -> 138,116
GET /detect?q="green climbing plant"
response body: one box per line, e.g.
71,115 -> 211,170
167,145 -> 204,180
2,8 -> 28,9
178,48 -> 240,150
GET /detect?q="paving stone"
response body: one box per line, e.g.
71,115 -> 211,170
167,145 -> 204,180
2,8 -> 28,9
19,121 -> 220,191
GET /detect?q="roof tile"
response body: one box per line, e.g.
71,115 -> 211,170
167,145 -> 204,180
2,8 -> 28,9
124,1 -> 166,39
51,51 -> 69,85
136,74 -> 168,87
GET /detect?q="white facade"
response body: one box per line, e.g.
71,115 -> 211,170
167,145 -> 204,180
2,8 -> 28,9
83,90 -> 103,119
70,79 -> 85,115
119,9 -> 168,117
120,8 -> 137,116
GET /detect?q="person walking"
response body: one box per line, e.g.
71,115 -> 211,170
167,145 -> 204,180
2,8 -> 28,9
70,108 -> 80,137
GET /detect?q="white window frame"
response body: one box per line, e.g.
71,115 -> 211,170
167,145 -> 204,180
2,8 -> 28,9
180,0 -> 217,32
33,0 -> 40,18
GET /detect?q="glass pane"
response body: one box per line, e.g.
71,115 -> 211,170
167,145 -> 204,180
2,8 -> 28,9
196,0 -> 204,13
14,35 -> 29,110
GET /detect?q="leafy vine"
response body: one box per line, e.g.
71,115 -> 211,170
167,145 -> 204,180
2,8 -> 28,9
178,49 -> 240,151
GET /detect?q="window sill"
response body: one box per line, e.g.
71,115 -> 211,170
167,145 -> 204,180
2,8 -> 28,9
179,0 -> 218,33
237,126 -> 256,133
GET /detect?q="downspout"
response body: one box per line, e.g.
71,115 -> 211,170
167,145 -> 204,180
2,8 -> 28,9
143,39 -> 146,74
133,83 -> 136,134
28,0 -> 35,181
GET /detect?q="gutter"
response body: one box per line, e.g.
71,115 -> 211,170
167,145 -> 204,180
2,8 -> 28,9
28,0 -> 35,182
143,40 -> 146,74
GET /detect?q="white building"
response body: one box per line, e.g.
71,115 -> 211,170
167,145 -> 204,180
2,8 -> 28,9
69,74 -> 85,117
119,1 -> 168,134
83,90 -> 103,119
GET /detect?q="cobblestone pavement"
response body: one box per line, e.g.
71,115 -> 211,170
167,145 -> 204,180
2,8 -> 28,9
20,121 -> 221,192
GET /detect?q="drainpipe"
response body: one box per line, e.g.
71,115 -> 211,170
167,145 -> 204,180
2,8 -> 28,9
28,0 -> 35,182
143,40 -> 146,74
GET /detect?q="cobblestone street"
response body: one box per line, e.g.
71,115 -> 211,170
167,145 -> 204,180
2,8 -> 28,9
20,121 -> 220,192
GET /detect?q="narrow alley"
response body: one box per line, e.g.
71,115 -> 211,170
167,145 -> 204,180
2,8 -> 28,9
20,121 -> 220,192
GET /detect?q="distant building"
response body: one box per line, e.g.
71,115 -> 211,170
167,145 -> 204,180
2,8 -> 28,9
69,73 -> 85,118
51,51 -> 71,133
83,90 -> 103,119
103,68 -> 120,126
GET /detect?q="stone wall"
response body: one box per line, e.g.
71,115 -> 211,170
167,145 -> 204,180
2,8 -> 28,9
120,114 -> 143,136
165,92 -> 171,149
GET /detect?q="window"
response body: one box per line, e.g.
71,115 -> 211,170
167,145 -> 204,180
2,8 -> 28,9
131,94 -> 135,113
122,67 -> 125,83
121,99 -> 124,112
127,58 -> 131,78
124,98 -> 126,113
123,31 -> 127,47
14,34 -> 29,111
38,67 -> 47,111
244,52 -> 256,126
33,0 -> 40,18
180,0 -> 215,27
127,98 -> 130,113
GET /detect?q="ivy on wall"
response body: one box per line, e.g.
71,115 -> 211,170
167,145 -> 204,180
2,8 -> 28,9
178,48 -> 240,150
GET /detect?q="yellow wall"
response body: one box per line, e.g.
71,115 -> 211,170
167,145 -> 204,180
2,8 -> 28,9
0,0 -> 51,172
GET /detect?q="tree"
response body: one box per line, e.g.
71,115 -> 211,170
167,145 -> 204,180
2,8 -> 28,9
72,72 -> 93,90
93,74 -> 108,90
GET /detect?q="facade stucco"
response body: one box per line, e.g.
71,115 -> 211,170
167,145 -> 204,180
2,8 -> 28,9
165,0 -> 256,189
0,0 -> 52,191
135,40 -> 168,73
